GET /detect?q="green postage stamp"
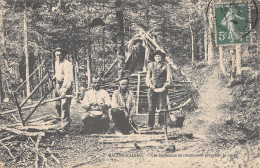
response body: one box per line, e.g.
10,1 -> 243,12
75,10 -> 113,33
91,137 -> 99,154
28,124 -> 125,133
214,2 -> 251,46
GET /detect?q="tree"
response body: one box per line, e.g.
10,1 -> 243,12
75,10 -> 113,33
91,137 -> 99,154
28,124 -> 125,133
23,3 -> 30,97
115,0 -> 125,78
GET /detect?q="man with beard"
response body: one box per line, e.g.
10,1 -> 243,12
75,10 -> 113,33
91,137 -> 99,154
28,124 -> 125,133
53,47 -> 74,132
110,77 -> 137,134
81,76 -> 111,134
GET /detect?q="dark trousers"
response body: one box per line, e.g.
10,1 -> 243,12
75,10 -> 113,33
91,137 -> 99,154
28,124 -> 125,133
148,88 -> 168,127
81,105 -> 110,134
55,85 -> 73,122
111,108 -> 136,134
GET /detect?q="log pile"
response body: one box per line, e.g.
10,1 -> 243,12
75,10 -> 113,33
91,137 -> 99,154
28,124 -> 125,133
0,115 -> 67,167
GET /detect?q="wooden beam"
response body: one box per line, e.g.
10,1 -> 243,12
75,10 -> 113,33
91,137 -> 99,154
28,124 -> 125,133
0,95 -> 74,115
0,125 -> 45,137
19,74 -> 48,108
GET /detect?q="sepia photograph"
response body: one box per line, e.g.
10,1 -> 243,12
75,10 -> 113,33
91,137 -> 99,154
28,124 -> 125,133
0,0 -> 259,167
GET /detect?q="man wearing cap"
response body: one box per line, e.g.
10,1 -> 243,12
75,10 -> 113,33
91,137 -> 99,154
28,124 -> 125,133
53,47 -> 74,130
81,76 -> 111,134
111,77 -> 136,134
146,50 -> 171,129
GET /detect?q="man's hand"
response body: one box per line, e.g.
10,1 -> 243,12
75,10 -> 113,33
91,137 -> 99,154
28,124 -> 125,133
150,85 -> 155,90
82,105 -> 90,110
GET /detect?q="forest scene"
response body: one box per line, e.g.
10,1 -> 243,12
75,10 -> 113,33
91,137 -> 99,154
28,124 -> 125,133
0,0 -> 259,167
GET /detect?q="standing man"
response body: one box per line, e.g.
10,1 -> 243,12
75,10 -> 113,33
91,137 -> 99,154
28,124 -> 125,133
146,50 -> 172,129
81,76 -> 111,134
53,47 -> 74,131
111,77 -> 137,134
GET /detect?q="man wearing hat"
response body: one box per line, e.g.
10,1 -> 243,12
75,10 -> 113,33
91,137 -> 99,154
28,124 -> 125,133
53,47 -> 74,131
110,76 -> 137,134
146,49 -> 171,129
81,76 -> 111,134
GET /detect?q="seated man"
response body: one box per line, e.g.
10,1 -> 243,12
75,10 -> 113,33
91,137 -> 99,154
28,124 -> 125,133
81,76 -> 111,134
111,77 -> 137,134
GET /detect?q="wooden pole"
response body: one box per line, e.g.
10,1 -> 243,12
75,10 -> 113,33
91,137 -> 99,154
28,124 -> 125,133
20,74 -> 48,108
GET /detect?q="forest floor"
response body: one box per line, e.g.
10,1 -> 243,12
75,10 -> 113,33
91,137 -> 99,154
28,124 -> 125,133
1,60 -> 259,168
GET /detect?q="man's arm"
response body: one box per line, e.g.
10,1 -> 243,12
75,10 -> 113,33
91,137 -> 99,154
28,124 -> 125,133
62,61 -> 74,90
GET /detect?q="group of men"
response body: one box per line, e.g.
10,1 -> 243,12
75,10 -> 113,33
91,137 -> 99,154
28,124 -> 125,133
52,41 -> 175,134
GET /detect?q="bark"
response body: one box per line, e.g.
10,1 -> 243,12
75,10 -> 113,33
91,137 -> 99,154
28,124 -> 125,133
23,5 -> 30,96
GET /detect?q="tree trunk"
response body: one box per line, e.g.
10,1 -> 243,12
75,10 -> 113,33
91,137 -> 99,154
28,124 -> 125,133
74,50 -> 79,100
207,6 -> 214,66
102,28 -> 105,72
115,0 -> 125,78
0,68 -> 3,103
24,5 -> 30,97
219,46 -> 227,77
0,2 -> 4,102
87,26 -> 91,88
236,45 -> 242,80
203,13 -> 208,61
190,24 -> 194,65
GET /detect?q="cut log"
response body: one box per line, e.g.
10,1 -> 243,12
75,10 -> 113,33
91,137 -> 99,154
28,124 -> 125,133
99,134 -> 165,143
0,135 -> 17,142
16,123 -> 61,131
116,141 -> 163,148
0,125 -> 45,137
